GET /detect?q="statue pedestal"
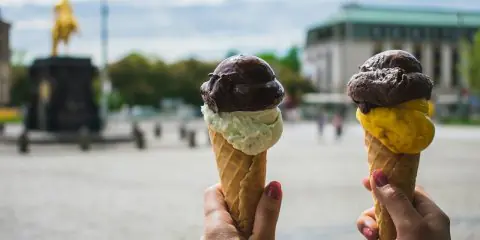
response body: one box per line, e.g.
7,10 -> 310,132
25,56 -> 102,133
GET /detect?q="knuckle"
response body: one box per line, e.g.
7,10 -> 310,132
204,186 -> 214,197
383,187 -> 408,202
204,206 -> 216,218
415,185 -> 426,192
204,184 -> 220,199
414,185 -> 431,198
361,207 -> 375,216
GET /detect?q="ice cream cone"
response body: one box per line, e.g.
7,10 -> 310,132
208,128 -> 266,237
365,131 -> 420,240
200,55 -> 285,237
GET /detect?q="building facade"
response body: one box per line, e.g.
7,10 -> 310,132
0,10 -> 11,106
304,3 -> 480,97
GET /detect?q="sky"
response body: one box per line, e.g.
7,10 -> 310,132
0,0 -> 479,66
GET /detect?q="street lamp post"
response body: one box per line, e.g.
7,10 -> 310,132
100,0 -> 110,127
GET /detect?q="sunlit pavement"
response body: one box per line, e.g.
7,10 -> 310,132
0,121 -> 479,240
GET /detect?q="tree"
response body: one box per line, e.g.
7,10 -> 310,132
9,65 -> 29,106
457,31 -> 480,120
459,32 -> 480,92
9,49 -> 30,106
108,54 -> 218,108
168,58 -> 218,106
11,49 -> 28,66
280,46 -> 301,74
108,53 -> 157,106
225,49 -> 240,58
8,45 -> 315,109
256,50 -> 314,107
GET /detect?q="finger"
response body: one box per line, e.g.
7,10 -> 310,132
413,187 -> 441,217
356,207 -> 378,240
252,181 -> 283,240
203,184 -> 239,239
370,170 -> 422,231
362,177 -> 372,191
413,187 -> 450,226
204,184 -> 234,224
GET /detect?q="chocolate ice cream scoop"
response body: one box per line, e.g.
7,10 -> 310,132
347,50 -> 434,113
200,55 -> 285,113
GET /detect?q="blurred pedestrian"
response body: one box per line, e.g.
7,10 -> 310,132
332,113 -> 343,140
316,110 -> 325,137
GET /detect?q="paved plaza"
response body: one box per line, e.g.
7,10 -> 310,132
0,120 -> 479,240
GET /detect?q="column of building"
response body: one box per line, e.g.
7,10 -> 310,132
334,23 -> 347,93
440,43 -> 453,90
403,42 -> 414,55
383,41 -> 393,51
421,43 -> 434,81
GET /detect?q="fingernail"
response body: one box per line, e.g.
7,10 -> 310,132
266,181 -> 282,200
362,227 -> 374,238
372,170 -> 388,187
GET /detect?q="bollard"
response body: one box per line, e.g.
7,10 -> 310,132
17,131 -> 29,154
188,130 -> 197,148
132,123 -> 146,150
0,124 -> 4,135
135,130 -> 146,149
179,125 -> 186,140
154,123 -> 162,138
79,126 -> 91,151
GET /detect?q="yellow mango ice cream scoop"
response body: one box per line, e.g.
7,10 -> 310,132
347,50 -> 435,240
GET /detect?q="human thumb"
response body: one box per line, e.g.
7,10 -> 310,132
370,170 -> 422,231
250,181 -> 282,240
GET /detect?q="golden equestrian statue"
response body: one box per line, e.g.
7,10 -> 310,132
51,0 -> 79,56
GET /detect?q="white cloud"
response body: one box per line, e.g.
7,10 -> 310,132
6,0 -> 478,67
0,0 -> 226,7
16,30 -> 304,65
0,0 -> 71,7
15,18 -> 51,30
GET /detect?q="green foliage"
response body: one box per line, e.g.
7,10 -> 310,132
256,48 -> 314,105
108,54 -> 219,108
11,49 -> 28,66
280,46 -> 301,74
9,46 -> 314,109
225,49 -> 240,58
439,116 -> 480,125
108,90 -> 124,111
459,31 -> 480,92
9,65 -> 29,106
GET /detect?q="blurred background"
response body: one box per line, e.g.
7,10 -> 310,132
0,0 -> 479,239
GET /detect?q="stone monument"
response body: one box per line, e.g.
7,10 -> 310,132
25,0 -> 102,133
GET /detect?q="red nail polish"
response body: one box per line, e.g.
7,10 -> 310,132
266,181 -> 282,200
362,227 -> 373,238
372,170 -> 388,187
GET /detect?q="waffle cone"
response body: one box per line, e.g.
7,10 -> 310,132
365,132 -> 420,240
208,129 -> 266,237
